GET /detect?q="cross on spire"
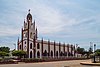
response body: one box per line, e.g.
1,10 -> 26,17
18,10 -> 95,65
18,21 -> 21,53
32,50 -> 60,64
28,9 -> 30,13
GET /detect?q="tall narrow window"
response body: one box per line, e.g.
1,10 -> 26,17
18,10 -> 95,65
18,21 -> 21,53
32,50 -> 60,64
30,43 -> 32,49
37,51 -> 40,58
51,51 -> 53,57
37,43 -> 40,49
30,51 -> 32,58
56,51 -> 58,57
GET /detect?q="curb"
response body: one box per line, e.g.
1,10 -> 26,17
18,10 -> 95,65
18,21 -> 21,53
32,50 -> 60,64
80,62 -> 100,66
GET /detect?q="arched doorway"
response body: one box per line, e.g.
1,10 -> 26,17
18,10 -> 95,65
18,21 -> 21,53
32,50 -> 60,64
51,51 -> 53,57
30,51 -> 32,58
37,51 -> 40,58
56,51 -> 58,57
43,50 -> 47,56
60,51 -> 63,56
64,52 -> 67,56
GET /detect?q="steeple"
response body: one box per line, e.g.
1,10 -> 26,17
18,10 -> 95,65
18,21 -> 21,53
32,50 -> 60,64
27,9 -> 32,22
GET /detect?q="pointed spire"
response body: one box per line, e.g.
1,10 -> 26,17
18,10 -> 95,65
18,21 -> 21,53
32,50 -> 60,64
59,41 -> 60,44
35,27 -> 38,39
42,37 -> 43,41
33,19 -> 35,29
54,40 -> 55,43
36,27 -> 37,31
18,37 -> 19,43
21,27 -> 23,31
54,40 -> 55,45
41,37 -> 43,43
24,19 -> 25,23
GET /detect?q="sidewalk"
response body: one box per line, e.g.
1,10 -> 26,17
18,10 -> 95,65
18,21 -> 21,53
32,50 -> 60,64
80,61 -> 100,66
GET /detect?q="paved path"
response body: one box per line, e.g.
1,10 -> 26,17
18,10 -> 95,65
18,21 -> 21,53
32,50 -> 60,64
80,61 -> 100,66
0,60 -> 90,67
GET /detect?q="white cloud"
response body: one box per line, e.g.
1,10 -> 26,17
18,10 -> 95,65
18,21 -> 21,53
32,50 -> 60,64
0,0 -> 100,49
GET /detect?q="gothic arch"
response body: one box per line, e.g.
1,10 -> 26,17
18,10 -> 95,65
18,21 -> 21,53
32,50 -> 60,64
51,50 -> 53,57
30,51 -> 32,58
30,43 -> 32,49
43,50 -> 47,56
64,52 -> 67,56
37,51 -> 40,58
56,51 -> 58,57
37,43 -> 40,49
60,51 -> 63,56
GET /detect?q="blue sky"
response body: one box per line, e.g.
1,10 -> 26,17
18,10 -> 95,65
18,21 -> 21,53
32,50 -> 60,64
0,0 -> 100,50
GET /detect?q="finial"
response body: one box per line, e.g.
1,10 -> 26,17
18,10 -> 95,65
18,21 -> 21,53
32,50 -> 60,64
28,9 -> 30,13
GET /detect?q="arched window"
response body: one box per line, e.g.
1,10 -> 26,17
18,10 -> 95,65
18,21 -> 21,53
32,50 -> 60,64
51,51 -> 53,57
43,50 -> 47,56
30,51 -> 32,58
56,51 -> 58,57
37,51 -> 40,58
68,52 -> 71,56
30,43 -> 32,49
64,52 -> 67,56
60,52 -> 63,56
25,41 -> 26,44
37,43 -> 40,49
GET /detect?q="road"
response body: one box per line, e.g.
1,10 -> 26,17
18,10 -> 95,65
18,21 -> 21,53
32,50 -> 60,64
0,60 -> 90,67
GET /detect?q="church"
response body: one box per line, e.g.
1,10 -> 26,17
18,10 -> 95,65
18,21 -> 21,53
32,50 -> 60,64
17,10 -> 76,59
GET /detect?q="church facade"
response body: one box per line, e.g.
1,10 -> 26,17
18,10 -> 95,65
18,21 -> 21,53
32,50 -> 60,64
17,10 -> 76,59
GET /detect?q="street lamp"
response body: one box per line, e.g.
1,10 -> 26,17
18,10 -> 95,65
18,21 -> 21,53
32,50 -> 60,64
76,44 -> 78,58
93,44 -> 96,63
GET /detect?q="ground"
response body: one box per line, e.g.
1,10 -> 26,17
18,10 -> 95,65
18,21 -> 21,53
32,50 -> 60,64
0,60 -> 90,67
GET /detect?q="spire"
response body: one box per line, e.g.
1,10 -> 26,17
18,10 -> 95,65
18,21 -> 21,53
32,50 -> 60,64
35,27 -> 38,39
24,19 -> 25,23
33,19 -> 35,29
17,37 -> 19,43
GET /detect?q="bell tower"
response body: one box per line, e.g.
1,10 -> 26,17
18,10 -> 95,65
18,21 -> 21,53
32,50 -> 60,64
18,9 -> 38,58
21,9 -> 38,57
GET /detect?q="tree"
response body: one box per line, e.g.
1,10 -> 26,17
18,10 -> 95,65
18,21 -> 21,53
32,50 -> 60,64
95,49 -> 100,52
12,50 -> 26,58
0,51 -> 9,58
0,47 -> 10,53
95,52 -> 100,56
95,49 -> 100,56
77,47 -> 85,55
